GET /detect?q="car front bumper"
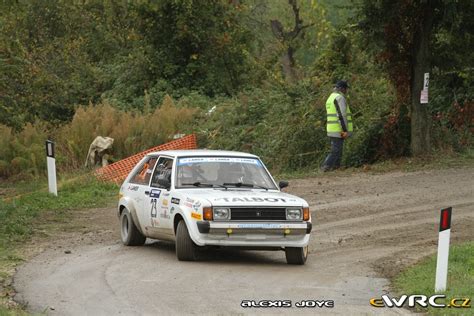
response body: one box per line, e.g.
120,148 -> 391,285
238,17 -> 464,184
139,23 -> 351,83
193,221 -> 311,248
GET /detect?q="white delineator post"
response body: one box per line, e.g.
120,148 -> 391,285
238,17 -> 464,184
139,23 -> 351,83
435,207 -> 452,292
46,140 -> 58,196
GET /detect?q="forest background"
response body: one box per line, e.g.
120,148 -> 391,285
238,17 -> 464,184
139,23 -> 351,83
1,0 -> 472,179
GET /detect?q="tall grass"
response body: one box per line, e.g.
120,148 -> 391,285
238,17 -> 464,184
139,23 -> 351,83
394,242 -> 474,315
1,88 -> 471,180
0,123 -> 48,178
0,95 -> 197,178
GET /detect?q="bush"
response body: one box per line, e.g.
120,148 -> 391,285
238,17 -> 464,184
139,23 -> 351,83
431,100 -> 473,152
0,95 -> 197,179
0,123 -> 48,178
200,70 -> 395,172
5,69 -> 470,181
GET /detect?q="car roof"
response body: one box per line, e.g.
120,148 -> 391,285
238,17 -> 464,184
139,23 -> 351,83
147,149 -> 259,158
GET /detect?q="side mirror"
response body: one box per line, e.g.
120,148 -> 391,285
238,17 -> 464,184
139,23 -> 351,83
157,178 -> 171,190
279,180 -> 289,189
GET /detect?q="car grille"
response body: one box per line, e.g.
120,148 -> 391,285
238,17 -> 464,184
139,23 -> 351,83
230,207 -> 286,221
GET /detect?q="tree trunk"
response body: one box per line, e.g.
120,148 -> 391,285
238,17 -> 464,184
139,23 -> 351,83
270,0 -> 311,84
410,1 -> 434,156
281,46 -> 297,83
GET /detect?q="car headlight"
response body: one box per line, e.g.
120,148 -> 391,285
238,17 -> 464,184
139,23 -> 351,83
286,208 -> 302,220
213,208 -> 230,220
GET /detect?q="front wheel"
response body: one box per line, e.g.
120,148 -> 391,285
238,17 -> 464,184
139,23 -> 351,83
285,246 -> 308,265
176,220 -> 199,261
120,208 -> 146,246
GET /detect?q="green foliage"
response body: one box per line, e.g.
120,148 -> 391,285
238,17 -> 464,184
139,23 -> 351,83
0,124 -> 48,178
135,0 -> 254,96
201,57 -> 394,171
0,96 -> 197,178
0,175 -> 117,312
394,242 -> 474,315
0,0 -> 256,126
0,177 -> 117,249
0,0 -> 135,126
356,0 -> 474,154
0,0 -> 471,179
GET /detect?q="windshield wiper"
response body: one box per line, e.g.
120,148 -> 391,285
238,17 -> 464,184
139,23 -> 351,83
222,182 -> 269,191
181,182 -> 227,189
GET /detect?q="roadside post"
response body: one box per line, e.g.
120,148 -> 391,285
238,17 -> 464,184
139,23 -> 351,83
420,72 -> 429,104
46,140 -> 58,196
435,207 -> 452,292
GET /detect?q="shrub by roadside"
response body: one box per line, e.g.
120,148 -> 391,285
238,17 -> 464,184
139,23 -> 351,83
0,95 -> 197,179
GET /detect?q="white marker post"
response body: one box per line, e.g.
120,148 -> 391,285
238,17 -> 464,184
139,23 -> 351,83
435,207 -> 452,292
46,140 -> 58,196
420,73 -> 429,104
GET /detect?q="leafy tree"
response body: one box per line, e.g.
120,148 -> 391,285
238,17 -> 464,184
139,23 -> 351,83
243,0 -> 331,84
135,0 -> 254,96
357,0 -> 474,156
0,0 -> 139,127
270,0 -> 314,83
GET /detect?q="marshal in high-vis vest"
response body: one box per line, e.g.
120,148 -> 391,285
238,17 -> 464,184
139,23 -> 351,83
321,80 -> 353,172
326,92 -> 353,136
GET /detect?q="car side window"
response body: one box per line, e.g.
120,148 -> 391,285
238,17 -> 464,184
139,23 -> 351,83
129,157 -> 158,185
151,157 -> 173,188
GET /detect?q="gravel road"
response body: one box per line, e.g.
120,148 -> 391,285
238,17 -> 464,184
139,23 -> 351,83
14,167 -> 474,315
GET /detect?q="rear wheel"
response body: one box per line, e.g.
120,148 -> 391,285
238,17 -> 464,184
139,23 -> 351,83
285,245 -> 308,265
120,208 -> 146,246
176,220 -> 199,261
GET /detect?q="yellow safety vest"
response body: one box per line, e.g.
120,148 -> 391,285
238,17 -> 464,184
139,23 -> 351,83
326,92 -> 353,134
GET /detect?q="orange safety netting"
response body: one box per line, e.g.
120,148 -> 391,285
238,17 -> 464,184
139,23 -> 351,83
95,134 -> 197,184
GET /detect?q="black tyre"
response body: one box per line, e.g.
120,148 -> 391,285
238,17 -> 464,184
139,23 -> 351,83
120,208 -> 146,246
176,220 -> 199,261
285,246 -> 308,265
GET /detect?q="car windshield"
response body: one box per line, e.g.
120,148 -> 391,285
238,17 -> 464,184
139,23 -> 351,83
175,156 -> 277,190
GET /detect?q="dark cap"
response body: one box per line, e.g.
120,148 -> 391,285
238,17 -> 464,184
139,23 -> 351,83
335,80 -> 349,89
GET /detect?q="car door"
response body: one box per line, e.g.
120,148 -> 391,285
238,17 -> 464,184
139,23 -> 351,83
127,156 -> 158,234
144,156 -> 175,240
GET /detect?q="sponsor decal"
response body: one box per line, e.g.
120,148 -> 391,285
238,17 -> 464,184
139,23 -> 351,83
160,207 -> 170,219
237,223 -> 283,229
178,157 -> 261,166
162,199 -> 169,206
128,185 -> 139,191
370,294 -> 471,309
134,196 -> 143,203
215,197 -> 288,203
184,202 -> 193,208
150,189 -> 161,198
192,201 -> 202,211
170,206 -> 175,214
150,198 -> 158,218
151,218 -> 159,227
186,197 -> 194,203
191,212 -> 202,220
241,300 -> 334,308
171,197 -> 180,205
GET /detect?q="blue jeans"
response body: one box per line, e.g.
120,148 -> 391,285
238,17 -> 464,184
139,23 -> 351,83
321,137 -> 344,170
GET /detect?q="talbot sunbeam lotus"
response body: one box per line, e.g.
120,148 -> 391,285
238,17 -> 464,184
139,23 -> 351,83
118,150 -> 312,264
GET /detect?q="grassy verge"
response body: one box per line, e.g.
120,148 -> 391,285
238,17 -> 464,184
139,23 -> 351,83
0,174 -> 118,313
276,149 -> 474,179
394,242 -> 474,315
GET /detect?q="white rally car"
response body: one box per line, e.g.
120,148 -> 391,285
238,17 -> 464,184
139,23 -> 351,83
118,150 -> 312,264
